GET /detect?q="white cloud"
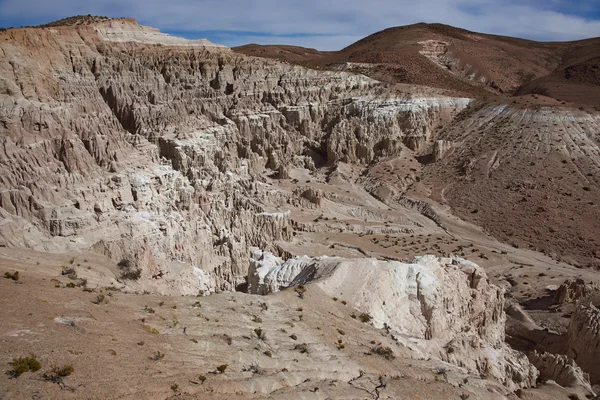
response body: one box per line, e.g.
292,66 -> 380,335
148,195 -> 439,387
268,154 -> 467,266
0,0 -> 599,50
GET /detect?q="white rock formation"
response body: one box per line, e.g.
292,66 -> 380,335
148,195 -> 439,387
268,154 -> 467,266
247,250 -> 538,389
94,19 -> 228,47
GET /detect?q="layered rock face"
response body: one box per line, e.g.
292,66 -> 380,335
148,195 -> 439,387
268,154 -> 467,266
566,302 -> 600,384
0,20 -> 470,293
248,251 -> 537,389
528,351 -> 593,394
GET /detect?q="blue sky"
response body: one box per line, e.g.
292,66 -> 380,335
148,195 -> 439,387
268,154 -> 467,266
1,0 -> 600,50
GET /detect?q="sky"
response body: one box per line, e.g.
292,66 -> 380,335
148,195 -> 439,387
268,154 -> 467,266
1,0 -> 600,50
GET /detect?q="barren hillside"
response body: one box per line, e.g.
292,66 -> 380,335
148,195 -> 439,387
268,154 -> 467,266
234,23 -> 600,104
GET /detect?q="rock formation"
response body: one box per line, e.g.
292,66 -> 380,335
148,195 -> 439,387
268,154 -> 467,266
566,301 -> 600,384
528,351 -> 593,394
554,278 -> 600,305
0,20 -> 470,293
248,250 -> 538,389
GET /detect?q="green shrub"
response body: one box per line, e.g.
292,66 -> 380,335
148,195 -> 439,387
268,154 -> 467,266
142,324 -> 159,335
4,271 -> 19,281
8,356 -> 41,377
43,364 -> 74,383
216,364 -> 228,374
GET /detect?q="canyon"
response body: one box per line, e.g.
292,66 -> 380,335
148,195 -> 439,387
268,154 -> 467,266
1,16 -> 599,399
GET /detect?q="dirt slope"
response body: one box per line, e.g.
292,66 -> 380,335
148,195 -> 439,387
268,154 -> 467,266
234,23 -> 600,103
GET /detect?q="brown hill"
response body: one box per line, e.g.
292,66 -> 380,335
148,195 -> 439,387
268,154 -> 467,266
234,23 -> 600,103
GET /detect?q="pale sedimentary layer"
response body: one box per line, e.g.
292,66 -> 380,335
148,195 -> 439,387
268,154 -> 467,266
248,251 -> 538,389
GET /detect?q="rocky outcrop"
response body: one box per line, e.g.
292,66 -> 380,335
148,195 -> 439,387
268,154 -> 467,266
0,21 -> 471,292
566,302 -> 600,384
247,251 -> 538,389
554,278 -> 600,305
528,351 -> 594,395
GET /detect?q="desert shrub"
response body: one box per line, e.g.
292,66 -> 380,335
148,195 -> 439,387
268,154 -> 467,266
252,315 -> 263,323
43,364 -> 74,383
4,271 -> 19,281
216,364 -> 228,374
254,328 -> 267,340
294,343 -> 309,354
142,324 -> 159,334
294,285 -> 306,298
92,294 -> 106,304
8,356 -> 41,377
358,313 -> 372,323
289,334 -> 298,340
583,186 -> 591,191
170,383 -> 179,392
117,259 -> 141,280
149,351 -> 165,361
198,375 -> 207,384
370,346 -> 395,360
121,268 -> 142,280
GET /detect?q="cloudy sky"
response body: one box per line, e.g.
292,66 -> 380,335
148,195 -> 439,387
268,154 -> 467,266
1,0 -> 599,50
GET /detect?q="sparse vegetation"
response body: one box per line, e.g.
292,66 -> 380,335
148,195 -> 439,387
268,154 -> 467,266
294,343 -> 309,354
8,356 -> 41,377
142,324 -> 159,335
294,285 -> 307,298
358,313 -> 372,323
198,375 -> 207,384
149,351 -> 165,361
4,271 -> 19,281
370,346 -> 395,360
216,364 -> 228,374
92,294 -> 106,305
43,364 -> 74,384
254,328 -> 267,340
